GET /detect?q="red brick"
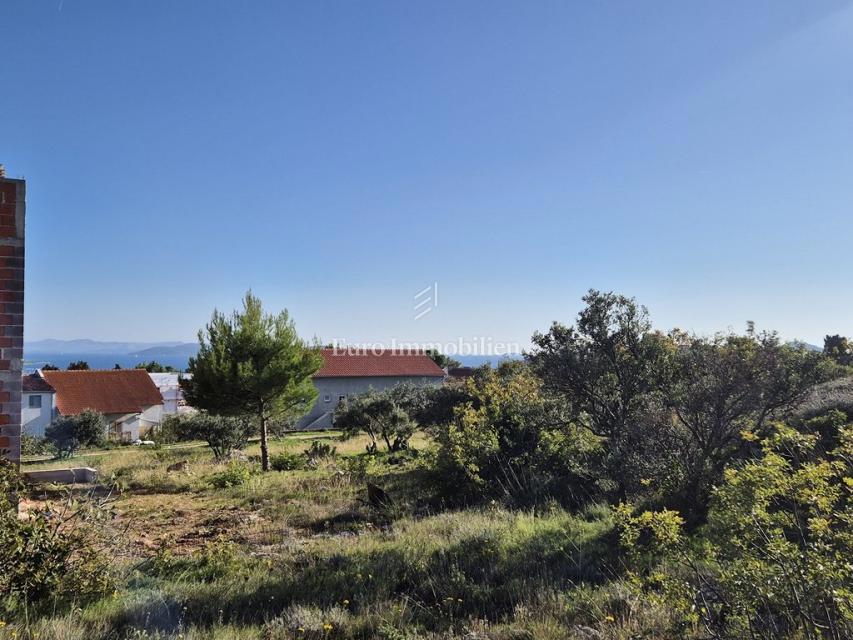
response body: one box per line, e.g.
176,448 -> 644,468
0,436 -> 9,447
0,226 -> 17,237
0,416 -> 9,426
0,360 -> 10,370
0,392 -> 10,403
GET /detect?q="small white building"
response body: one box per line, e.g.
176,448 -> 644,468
148,372 -> 191,415
22,373 -> 57,437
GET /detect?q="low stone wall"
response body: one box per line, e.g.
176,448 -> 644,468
23,467 -> 98,484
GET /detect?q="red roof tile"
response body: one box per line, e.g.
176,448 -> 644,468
23,373 -> 55,393
315,348 -> 445,378
41,369 -> 163,416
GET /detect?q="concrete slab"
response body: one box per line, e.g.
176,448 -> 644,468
23,467 -> 98,484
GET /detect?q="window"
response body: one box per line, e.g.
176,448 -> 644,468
339,395 -> 347,402
29,395 -> 42,409
323,394 -> 331,403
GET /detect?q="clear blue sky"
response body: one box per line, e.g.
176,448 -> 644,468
3,1 -> 852,350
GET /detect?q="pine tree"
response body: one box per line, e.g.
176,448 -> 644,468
182,292 -> 322,470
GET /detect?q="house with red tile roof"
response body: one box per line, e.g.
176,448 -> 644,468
40,369 -> 165,441
297,348 -> 445,430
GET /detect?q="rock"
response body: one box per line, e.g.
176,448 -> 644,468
571,626 -> 602,639
167,460 -> 189,473
367,482 -> 392,508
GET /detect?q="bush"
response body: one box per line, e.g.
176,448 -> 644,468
615,419 -> 853,639
340,453 -> 377,481
20,433 -> 56,457
171,412 -> 255,459
44,410 -> 106,457
155,413 -> 189,444
334,387 -> 416,452
0,462 -> 115,617
305,439 -> 336,463
702,422 -> 853,637
430,364 -> 601,505
270,450 -> 305,472
209,462 -> 256,488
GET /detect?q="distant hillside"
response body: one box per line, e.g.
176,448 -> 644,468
23,339 -> 520,373
788,340 -> 822,352
24,339 -> 199,372
131,343 -> 200,359
456,354 -> 522,368
25,339 -> 190,355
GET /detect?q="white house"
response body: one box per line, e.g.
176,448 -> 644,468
22,373 -> 57,437
148,372 -> 192,415
40,369 -> 165,441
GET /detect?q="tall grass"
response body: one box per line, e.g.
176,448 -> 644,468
7,434 -> 686,640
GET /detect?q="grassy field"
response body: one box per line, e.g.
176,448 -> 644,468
9,433 -> 656,640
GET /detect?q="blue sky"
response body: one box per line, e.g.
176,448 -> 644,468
3,1 -> 852,350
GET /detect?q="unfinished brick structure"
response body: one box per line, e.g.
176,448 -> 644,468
0,166 -> 24,466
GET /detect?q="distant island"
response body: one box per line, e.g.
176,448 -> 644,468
24,339 -> 201,371
23,339 -> 521,372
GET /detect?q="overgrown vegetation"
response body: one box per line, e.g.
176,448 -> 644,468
182,291 -> 323,471
0,461 -> 116,620
44,410 -> 107,458
164,411 -> 254,459
7,291 -> 853,639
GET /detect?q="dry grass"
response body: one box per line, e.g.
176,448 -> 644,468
7,432 -> 686,640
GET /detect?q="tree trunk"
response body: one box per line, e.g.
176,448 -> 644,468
260,413 -> 270,472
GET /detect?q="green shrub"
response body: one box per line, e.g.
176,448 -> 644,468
0,462 -> 115,617
270,450 -> 305,472
209,462 -> 255,488
335,387 -> 416,453
20,433 -> 55,457
340,453 -> 377,481
44,410 -> 106,457
305,439 -> 336,463
154,413 -> 187,444
614,420 -> 853,639
430,364 -> 600,505
171,412 -> 255,459
702,422 -> 853,637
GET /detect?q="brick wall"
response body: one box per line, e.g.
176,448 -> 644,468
0,174 -> 24,466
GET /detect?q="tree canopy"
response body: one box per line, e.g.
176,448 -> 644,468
181,291 -> 323,470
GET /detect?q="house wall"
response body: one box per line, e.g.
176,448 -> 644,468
139,403 -> 163,437
22,392 -> 56,437
148,373 -> 187,415
0,172 -> 24,465
105,404 -> 163,441
296,376 -> 444,430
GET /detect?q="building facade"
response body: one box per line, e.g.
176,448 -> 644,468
148,372 -> 190,415
22,373 -> 56,437
297,349 -> 445,430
